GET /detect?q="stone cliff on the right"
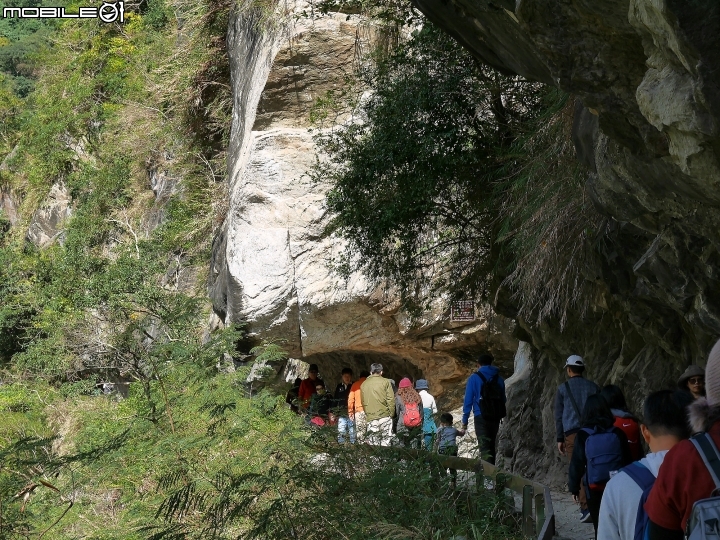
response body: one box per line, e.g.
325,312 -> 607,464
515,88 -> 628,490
409,0 -> 720,485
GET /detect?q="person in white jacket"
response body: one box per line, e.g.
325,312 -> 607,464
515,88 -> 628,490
415,379 -> 438,450
597,389 -> 693,540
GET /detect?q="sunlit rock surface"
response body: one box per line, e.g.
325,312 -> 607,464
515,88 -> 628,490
26,182 -> 73,248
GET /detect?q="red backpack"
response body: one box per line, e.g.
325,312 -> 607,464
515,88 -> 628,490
614,415 -> 643,461
403,402 -> 421,428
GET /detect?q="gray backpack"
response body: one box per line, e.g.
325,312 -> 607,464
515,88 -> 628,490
687,433 -> 720,539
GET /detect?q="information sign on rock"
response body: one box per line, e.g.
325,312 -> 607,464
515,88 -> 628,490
450,300 -> 475,322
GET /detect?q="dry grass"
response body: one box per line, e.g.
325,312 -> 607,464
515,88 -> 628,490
498,98 -> 606,328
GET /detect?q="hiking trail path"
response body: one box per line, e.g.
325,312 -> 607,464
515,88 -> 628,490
453,408 -> 595,540
551,490 -> 595,540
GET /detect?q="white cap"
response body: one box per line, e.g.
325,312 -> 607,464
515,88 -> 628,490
565,355 -> 585,367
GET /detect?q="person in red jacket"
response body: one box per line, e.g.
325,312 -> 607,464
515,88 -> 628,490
646,338 -> 720,540
298,364 -> 324,411
601,384 -> 644,461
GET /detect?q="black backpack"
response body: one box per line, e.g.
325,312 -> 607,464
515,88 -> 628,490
476,372 -> 506,423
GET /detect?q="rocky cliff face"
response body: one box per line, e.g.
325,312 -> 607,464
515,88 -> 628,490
211,4 -> 519,405
408,0 -> 720,484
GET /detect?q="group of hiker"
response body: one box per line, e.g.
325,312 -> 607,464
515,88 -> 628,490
286,362 -> 450,450
285,354 -> 508,471
285,339 -> 720,540
554,338 -> 720,540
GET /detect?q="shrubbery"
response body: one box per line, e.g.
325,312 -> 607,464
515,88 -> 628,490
1,362 -> 522,539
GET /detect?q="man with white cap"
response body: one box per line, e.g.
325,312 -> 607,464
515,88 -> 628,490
554,354 -> 601,522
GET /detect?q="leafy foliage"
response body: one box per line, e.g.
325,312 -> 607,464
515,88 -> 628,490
145,415 -> 519,540
317,24 -> 541,310
316,21 -> 602,324
0,0 -> 62,96
0,0 -> 242,532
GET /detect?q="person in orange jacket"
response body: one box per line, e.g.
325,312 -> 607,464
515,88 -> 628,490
348,370 -> 369,443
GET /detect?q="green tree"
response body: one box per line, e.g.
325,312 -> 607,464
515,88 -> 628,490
315,23 -> 549,313
314,15 -> 603,326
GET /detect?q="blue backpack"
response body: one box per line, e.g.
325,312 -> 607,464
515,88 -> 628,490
621,462 -> 655,540
583,426 -> 625,487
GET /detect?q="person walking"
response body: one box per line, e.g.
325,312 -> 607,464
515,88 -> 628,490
334,368 -> 354,443
436,412 -> 466,485
395,377 -> 424,447
415,379 -> 438,450
601,384 -> 644,461
461,353 -> 506,465
554,354 -> 600,522
360,363 -> 395,446
646,338 -> 720,540
597,389 -> 692,540
568,394 -> 633,536
348,370 -> 369,443
677,364 -> 705,400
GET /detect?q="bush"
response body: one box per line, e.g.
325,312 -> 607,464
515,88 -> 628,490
237,439 -> 519,540
0,383 -> 33,412
147,411 -> 521,540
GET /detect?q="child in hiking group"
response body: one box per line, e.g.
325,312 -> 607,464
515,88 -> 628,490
436,412 -> 466,484
602,384 -> 643,461
416,379 -> 438,450
568,393 -> 634,534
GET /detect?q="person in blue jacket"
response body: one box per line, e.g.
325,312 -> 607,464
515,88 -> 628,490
461,354 -> 506,464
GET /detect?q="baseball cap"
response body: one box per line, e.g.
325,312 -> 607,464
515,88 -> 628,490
565,355 -> 585,367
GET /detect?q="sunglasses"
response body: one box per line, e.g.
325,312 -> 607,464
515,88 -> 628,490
688,377 -> 704,385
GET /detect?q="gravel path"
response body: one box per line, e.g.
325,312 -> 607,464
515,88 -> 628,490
551,490 -> 595,540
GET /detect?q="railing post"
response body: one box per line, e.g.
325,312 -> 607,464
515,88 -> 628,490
522,485 -> 534,537
473,461 -> 483,495
535,492 -> 545,536
495,472 -> 509,496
